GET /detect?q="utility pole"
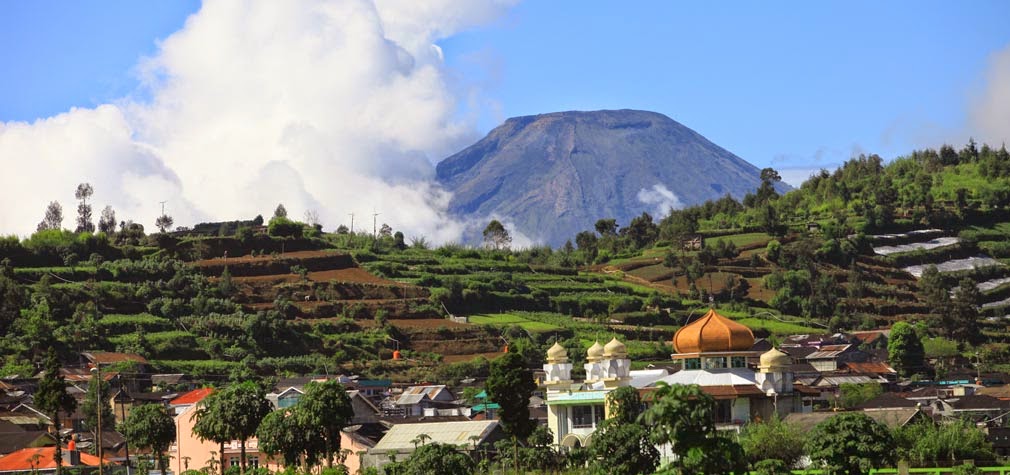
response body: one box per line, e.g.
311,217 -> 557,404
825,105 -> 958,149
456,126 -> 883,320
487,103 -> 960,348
89,366 -> 103,475
159,201 -> 167,216
348,213 -> 354,234
372,210 -> 380,238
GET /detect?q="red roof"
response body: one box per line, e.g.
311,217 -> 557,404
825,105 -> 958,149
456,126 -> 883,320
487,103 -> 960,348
170,388 -> 214,406
843,362 -> 896,375
0,447 -> 106,471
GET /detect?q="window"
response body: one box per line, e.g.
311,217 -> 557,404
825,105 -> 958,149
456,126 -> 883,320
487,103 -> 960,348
684,358 -> 701,369
593,404 -> 605,427
572,405 -> 595,428
704,357 -> 727,369
228,457 -> 240,468
714,400 -> 732,423
249,457 -> 259,468
731,356 -> 747,368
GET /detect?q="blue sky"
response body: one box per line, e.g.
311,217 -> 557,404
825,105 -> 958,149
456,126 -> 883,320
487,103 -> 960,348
2,1 -> 1009,185
1,1 -> 1009,234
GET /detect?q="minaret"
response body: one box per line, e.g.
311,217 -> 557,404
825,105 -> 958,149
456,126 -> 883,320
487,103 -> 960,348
543,342 -> 573,388
756,347 -> 793,395
584,341 -> 605,383
601,337 -> 632,387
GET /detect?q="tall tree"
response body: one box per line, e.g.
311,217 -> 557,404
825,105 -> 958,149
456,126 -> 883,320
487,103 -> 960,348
888,321 -> 925,377
82,373 -> 116,447
740,415 -> 805,469
594,218 -> 617,236
950,277 -> 982,344
75,183 -> 95,233
298,379 -> 353,468
273,204 -> 287,218
217,382 -> 272,474
639,382 -> 748,475
34,348 -> 77,475
482,220 -> 512,250
155,214 -> 174,233
192,391 -> 230,475
120,403 -> 176,475
38,201 -> 63,231
257,409 -> 320,469
97,206 -> 117,234
486,351 -> 536,441
806,413 -> 895,475
589,386 -> 658,475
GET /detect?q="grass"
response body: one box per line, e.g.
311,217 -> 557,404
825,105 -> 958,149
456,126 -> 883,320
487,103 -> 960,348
469,313 -> 563,333
735,318 -> 824,336
704,232 -> 772,248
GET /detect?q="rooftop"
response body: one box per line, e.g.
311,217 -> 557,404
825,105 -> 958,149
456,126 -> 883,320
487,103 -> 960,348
170,387 -> 214,406
371,420 -> 499,452
672,308 -> 755,354
0,447 -> 107,471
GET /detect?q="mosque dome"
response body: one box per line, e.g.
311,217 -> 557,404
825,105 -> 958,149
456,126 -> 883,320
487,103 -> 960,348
546,342 -> 569,363
603,337 -> 628,358
587,341 -> 605,362
759,347 -> 791,371
672,308 -> 755,354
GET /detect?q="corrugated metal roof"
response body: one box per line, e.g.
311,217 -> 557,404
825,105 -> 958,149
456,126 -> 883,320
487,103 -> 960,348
652,368 -> 758,388
546,391 -> 608,405
371,421 -> 498,452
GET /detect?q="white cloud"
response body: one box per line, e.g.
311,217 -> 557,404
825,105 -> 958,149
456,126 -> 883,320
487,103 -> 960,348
636,184 -> 684,217
971,43 -> 1010,146
0,0 -> 514,241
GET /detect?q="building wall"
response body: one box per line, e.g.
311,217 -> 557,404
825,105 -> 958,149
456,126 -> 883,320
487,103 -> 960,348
169,406 -> 366,474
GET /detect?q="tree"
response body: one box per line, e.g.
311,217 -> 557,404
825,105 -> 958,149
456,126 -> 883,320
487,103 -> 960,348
639,382 -> 748,475
257,409 -> 320,469
34,348 -> 77,475
83,374 -> 115,446
303,209 -> 319,227
806,413 -> 895,475
75,183 -> 95,233
385,443 -> 474,475
595,218 -> 617,236
482,220 -> 512,250
192,391 -> 231,475
893,419 -> 994,467
274,204 -> 287,218
740,415 -> 805,469
589,386 -> 658,475
622,212 -> 659,249
838,383 -> 883,409
486,351 -> 536,440
216,382 -> 272,474
298,379 -> 354,468
950,277 -> 982,344
756,167 -> 782,204
38,201 -> 63,231
888,321 -> 924,377
121,403 -> 176,475
97,206 -> 116,234
155,214 -> 174,233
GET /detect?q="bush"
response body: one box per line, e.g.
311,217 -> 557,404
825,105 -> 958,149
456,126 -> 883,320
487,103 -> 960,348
267,217 -> 304,238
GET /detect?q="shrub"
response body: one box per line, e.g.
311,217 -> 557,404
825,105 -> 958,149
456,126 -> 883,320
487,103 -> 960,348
267,217 -> 303,238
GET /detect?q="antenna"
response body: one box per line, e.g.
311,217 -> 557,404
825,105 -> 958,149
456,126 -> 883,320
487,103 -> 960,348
348,213 -> 355,233
159,201 -> 167,215
372,209 -> 380,237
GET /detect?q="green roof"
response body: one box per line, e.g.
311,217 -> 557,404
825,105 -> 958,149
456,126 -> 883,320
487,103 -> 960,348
546,390 -> 608,405
472,403 -> 500,412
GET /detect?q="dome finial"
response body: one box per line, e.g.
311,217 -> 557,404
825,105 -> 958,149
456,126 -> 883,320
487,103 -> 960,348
547,341 -> 568,363
587,341 -> 604,362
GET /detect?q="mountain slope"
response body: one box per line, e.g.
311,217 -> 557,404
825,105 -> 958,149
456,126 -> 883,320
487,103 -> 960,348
436,109 -> 785,246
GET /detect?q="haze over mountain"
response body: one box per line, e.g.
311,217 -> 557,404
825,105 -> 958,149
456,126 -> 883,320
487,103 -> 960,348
436,109 -> 789,246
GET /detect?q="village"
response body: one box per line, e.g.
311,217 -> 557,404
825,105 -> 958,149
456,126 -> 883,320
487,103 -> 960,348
0,306 -> 1005,474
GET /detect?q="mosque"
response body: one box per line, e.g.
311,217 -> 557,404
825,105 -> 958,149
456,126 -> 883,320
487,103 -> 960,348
543,308 -> 809,447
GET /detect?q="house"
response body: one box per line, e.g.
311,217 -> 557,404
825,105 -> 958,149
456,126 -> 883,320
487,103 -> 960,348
151,374 -> 196,392
362,420 -> 504,471
931,394 -> 1010,424
0,447 -> 107,474
266,387 -> 379,424
169,385 -> 378,475
856,392 -> 919,411
110,389 -> 177,426
0,429 -> 55,457
804,344 -> 868,372
681,234 -> 703,251
169,388 -> 214,415
388,385 -> 455,417
783,408 -> 929,432
543,309 -> 809,448
80,352 -> 148,372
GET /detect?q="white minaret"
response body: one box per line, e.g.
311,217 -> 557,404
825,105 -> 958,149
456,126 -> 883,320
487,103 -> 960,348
601,337 -> 632,387
543,342 -> 573,388
584,341 -> 605,383
756,347 -> 794,395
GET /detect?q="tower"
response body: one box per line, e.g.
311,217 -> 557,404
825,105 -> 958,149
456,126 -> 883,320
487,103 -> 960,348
583,341 -> 605,383
601,337 -> 632,386
543,342 -> 573,386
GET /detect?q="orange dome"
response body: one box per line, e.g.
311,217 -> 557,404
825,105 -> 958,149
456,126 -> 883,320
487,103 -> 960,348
673,308 -> 755,354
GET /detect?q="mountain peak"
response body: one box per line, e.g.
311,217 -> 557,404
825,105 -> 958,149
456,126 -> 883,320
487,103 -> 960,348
436,109 -> 779,246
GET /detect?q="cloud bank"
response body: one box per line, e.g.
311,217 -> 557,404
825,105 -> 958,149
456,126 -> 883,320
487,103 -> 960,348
0,0 -> 515,241
971,43 -> 1010,147
637,184 -> 684,217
